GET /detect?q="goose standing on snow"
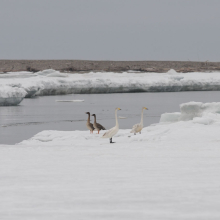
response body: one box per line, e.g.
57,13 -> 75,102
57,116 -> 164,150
130,107 -> 148,135
91,114 -> 106,134
102,108 -> 121,143
86,112 -> 94,133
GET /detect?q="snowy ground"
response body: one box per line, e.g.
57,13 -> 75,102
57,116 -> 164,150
1,102 -> 220,219
1,69 -> 220,101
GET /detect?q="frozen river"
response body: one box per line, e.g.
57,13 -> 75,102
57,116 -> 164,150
1,91 -> 220,144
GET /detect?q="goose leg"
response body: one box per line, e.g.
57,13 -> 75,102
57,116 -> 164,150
134,133 -> 136,135
110,138 -> 115,143
139,131 -> 141,134
98,130 -> 100,134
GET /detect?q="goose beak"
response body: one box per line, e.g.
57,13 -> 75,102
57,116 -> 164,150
144,107 -> 148,110
118,108 -> 121,110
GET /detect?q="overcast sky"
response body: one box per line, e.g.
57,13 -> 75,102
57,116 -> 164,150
0,0 -> 220,61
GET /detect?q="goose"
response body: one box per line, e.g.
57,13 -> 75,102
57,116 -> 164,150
91,114 -> 106,134
130,107 -> 148,135
102,108 -> 121,143
85,112 -> 94,133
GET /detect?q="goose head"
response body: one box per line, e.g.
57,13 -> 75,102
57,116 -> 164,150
116,108 -> 121,111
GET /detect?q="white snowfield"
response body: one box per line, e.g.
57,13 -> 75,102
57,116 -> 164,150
0,86 -> 27,106
1,102 -> 220,219
161,101 -> 220,123
1,69 -> 220,99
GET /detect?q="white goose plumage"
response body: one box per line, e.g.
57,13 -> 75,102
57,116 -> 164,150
130,107 -> 148,135
102,107 -> 121,143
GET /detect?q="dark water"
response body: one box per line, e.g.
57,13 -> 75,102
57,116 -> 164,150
1,91 -> 220,145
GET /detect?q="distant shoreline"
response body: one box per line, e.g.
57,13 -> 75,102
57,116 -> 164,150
0,60 -> 220,73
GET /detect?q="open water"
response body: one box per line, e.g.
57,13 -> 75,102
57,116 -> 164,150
1,91 -> 220,144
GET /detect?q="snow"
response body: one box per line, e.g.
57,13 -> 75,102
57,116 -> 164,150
161,101 -> 220,123
0,86 -> 27,106
0,102 -> 220,219
180,102 -> 220,120
36,69 -> 69,77
1,69 -> 220,98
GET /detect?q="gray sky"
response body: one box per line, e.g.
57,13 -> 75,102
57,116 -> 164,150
0,0 -> 220,61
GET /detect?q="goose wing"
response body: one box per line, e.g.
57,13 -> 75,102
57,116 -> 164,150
92,123 -> 95,130
89,122 -> 95,130
130,123 -> 141,133
96,122 -> 106,130
102,126 -> 116,138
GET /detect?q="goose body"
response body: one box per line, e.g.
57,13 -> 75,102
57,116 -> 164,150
86,112 -> 94,133
91,114 -> 105,134
130,107 -> 148,135
102,108 -> 121,143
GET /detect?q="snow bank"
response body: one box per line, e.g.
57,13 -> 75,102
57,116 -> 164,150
160,102 -> 220,124
0,86 -> 27,106
180,102 -> 220,120
2,133 -> 220,219
2,101 -> 220,219
1,69 -> 220,97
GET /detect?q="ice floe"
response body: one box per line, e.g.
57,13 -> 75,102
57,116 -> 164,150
0,86 -> 27,106
2,101 -> 220,219
161,101 -> 220,123
1,69 -> 220,98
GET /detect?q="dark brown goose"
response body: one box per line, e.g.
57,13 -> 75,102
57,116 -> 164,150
85,112 -> 94,133
91,114 -> 106,134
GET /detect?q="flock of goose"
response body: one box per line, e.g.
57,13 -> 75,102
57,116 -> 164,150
86,107 -> 148,143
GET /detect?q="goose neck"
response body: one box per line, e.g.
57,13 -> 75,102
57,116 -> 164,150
87,113 -> 90,122
115,110 -> 119,127
140,109 -> 144,125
